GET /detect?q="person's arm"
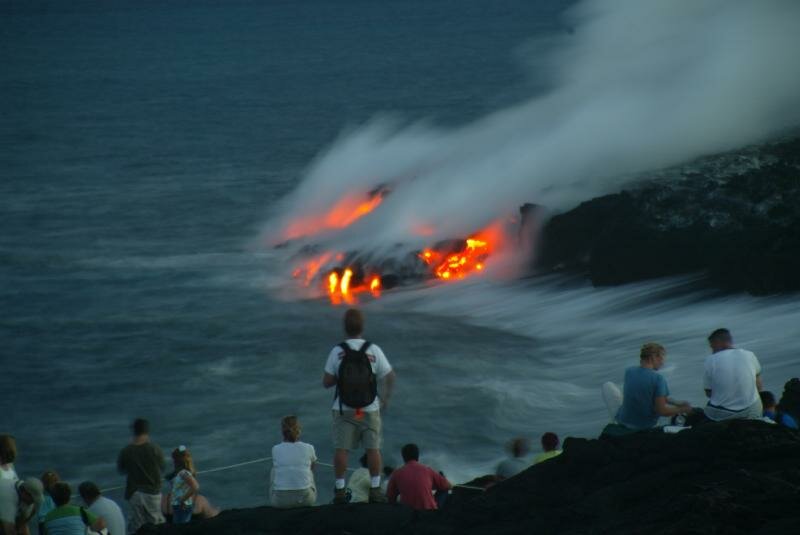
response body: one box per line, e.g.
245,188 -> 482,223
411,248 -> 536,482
386,474 -> 398,504
90,517 -> 106,533
380,370 -> 396,411
323,373 -> 337,388
180,472 -> 199,503
431,469 -> 452,492
654,396 -> 690,417
117,449 -> 127,474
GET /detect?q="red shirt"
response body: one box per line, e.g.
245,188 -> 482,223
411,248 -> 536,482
386,460 -> 451,510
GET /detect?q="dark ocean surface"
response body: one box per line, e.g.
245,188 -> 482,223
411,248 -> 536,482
2,0 -> 799,516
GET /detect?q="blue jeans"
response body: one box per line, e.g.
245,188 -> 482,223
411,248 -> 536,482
172,503 -> 193,524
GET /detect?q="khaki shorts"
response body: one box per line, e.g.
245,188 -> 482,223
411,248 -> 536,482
332,410 -> 382,450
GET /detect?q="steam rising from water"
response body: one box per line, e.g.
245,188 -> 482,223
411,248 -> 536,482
266,0 -> 800,259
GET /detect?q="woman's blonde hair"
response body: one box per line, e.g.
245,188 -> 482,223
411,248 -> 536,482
171,446 -> 197,476
281,415 -> 301,442
640,342 -> 666,361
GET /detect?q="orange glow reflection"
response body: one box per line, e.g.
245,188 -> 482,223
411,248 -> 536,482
282,189 -> 387,241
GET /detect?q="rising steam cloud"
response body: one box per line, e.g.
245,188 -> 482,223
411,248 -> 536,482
265,0 -> 800,259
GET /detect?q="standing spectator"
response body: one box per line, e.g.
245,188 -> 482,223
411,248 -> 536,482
322,308 -> 396,504
270,416 -> 317,508
347,454 -> 371,503
496,438 -> 530,479
0,435 -> 18,481
43,482 -> 105,535
36,471 -> 59,533
167,446 -> 199,524
533,433 -> 563,464
616,343 -> 691,430
79,481 -> 126,535
703,329 -> 763,421
116,418 -> 165,532
0,477 -> 42,535
386,444 -> 451,510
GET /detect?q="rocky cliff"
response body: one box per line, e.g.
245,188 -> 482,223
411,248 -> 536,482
139,420 -> 800,535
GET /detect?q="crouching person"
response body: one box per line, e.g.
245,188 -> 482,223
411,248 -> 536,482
386,444 -> 451,510
44,482 -> 106,535
270,416 -> 317,508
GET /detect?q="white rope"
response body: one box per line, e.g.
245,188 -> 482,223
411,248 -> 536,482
99,456 -> 353,493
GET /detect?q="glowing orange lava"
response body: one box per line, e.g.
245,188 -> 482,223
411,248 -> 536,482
282,189 -> 387,241
419,222 -> 504,281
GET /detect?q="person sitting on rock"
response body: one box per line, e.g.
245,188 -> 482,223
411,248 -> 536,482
270,415 -> 317,508
496,438 -> 530,478
36,471 -> 59,534
775,378 -> 800,429
703,329 -> 763,421
43,482 -> 106,535
347,453 -> 371,503
616,343 -> 691,430
386,444 -> 451,510
533,432 -> 563,464
79,481 -> 127,535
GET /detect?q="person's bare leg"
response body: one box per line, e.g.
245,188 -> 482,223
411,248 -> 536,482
334,448 -> 349,479
366,448 -> 382,479
193,495 -> 220,518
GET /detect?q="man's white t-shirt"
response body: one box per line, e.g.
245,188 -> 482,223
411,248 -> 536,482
271,441 -> 317,491
324,339 -> 392,412
0,465 -> 17,481
703,348 -> 761,411
88,495 -> 127,535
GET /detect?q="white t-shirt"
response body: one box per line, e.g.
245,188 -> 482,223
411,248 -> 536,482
271,441 -> 316,491
703,348 -> 761,411
88,496 -> 127,535
324,339 -> 392,412
0,479 -> 30,524
0,465 -> 17,481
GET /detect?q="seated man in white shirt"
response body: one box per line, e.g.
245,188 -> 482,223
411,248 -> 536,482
703,328 -> 764,421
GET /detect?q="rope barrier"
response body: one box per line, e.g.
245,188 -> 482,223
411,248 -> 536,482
99,456 -> 352,494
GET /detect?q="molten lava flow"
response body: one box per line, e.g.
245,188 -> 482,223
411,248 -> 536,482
324,268 -> 382,304
282,188 -> 388,241
419,221 -> 504,281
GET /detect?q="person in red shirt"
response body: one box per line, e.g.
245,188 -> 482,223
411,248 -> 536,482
386,444 -> 451,510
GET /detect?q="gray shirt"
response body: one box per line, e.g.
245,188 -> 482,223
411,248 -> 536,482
88,496 -> 126,535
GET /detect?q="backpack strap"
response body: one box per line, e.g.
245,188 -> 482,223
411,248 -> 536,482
359,341 -> 371,354
80,507 -> 90,526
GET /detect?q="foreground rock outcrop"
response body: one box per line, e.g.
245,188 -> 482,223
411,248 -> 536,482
536,137 -> 800,294
139,420 -> 800,535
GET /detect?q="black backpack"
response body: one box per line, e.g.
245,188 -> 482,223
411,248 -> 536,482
335,341 -> 377,414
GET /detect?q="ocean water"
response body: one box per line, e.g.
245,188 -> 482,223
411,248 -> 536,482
2,0 -> 799,516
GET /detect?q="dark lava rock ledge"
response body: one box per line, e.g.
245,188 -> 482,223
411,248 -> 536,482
139,420 -> 800,535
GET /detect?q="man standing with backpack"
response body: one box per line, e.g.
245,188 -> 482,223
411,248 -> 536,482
323,308 -> 396,504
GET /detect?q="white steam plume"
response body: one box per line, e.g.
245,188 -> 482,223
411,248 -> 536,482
265,0 -> 800,258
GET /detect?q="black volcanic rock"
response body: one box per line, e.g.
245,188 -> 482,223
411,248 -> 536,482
536,137 -> 800,294
138,420 -> 800,535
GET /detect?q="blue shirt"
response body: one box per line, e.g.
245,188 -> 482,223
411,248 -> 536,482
616,366 -> 670,430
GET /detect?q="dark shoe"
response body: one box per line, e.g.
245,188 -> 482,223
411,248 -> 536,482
368,487 -> 387,503
333,488 -> 349,504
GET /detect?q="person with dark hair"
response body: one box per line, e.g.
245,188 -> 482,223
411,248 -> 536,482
79,481 -> 126,535
347,453 -> 371,503
703,329 -> 763,421
0,436 -> 17,482
533,432 -> 563,464
386,444 -> 451,510
615,343 -> 691,430
116,418 -> 165,532
323,308 -> 396,504
42,482 -> 106,535
774,378 -> 800,429
0,477 -> 43,535
496,438 -> 530,479
270,416 -> 317,508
